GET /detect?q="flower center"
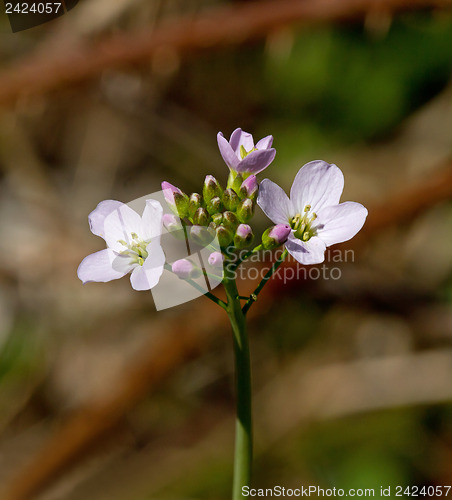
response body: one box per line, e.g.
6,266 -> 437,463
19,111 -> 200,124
291,205 -> 317,242
239,145 -> 257,159
118,232 -> 149,266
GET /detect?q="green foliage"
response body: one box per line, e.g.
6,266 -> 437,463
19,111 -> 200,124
297,409 -> 436,491
265,15 -> 452,144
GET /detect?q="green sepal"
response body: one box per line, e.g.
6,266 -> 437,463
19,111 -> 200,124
203,175 -> 223,204
207,196 -> 223,215
216,225 -> 234,247
236,198 -> 255,223
188,193 -> 203,218
193,207 -> 209,226
223,188 -> 240,211
174,192 -> 190,218
231,173 -> 244,195
222,211 -> 239,231
212,212 -> 223,225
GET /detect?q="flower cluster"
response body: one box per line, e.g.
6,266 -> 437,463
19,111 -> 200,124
77,127 -> 367,294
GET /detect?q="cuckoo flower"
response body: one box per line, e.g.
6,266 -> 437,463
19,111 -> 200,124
78,199 -> 165,290
257,161 -> 368,265
217,128 -> 276,175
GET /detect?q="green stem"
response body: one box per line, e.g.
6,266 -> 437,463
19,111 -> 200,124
223,272 -> 252,499
164,263 -> 227,310
233,244 -> 263,271
242,248 -> 288,315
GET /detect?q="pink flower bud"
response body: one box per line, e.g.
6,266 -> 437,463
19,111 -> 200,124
162,213 -> 182,232
240,175 -> 258,199
162,181 -> 182,208
208,252 -> 224,268
171,259 -> 201,279
234,223 -> 254,249
262,224 -> 291,249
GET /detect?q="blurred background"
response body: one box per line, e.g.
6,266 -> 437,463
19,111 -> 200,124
0,0 -> 452,498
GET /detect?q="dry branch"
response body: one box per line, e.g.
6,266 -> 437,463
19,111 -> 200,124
0,0 -> 451,107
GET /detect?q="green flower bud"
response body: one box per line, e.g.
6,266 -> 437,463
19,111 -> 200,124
234,224 -> 254,249
189,225 -> 213,246
216,225 -> 234,247
223,188 -> 240,211
188,193 -> 203,218
207,196 -> 223,215
208,222 -> 217,236
212,212 -> 223,225
231,173 -> 244,195
222,211 -> 239,231
174,192 -> 190,218
192,207 -> 209,226
236,198 -> 255,223
203,175 -> 223,203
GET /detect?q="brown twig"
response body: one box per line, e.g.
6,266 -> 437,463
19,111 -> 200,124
0,0 -> 451,107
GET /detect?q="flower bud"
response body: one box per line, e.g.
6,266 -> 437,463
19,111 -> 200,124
189,225 -> 213,246
216,225 -> 234,247
188,193 -> 203,218
223,188 -> 240,211
193,207 -> 209,226
174,193 -> 190,218
171,259 -> 202,279
239,175 -> 258,200
203,175 -> 223,203
162,181 -> 189,217
163,213 -> 182,233
222,211 -> 239,231
236,198 -> 255,223
208,251 -> 224,268
162,181 -> 182,205
212,212 -> 223,225
262,224 -> 292,250
234,224 -> 254,249
207,196 -> 223,215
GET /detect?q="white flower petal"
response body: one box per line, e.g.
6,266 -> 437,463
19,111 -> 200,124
316,202 -> 368,246
145,238 -> 166,269
77,249 -> 127,284
285,234 -> 326,265
229,128 -> 243,152
141,199 -> 163,240
236,131 -> 255,156
257,179 -> 293,225
255,135 -> 273,149
130,241 -> 165,291
236,148 -> 276,175
103,204 -> 143,251
290,161 -> 344,214
88,200 -> 123,238
217,132 -> 240,170
112,254 -> 136,274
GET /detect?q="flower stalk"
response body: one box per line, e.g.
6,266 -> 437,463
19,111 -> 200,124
223,266 -> 253,500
